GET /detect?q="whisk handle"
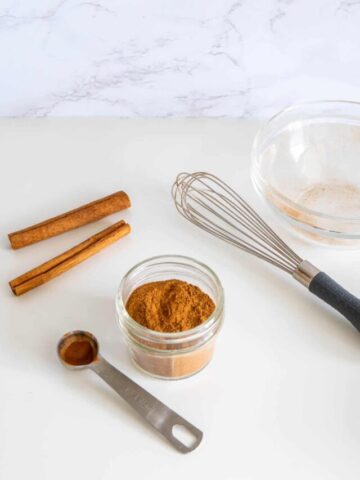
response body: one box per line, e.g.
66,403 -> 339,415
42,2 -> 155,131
309,272 -> 360,332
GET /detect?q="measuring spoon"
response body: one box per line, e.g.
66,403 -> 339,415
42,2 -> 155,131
57,330 -> 203,453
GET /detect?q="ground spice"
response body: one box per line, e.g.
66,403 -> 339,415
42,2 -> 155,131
62,340 -> 96,366
126,279 -> 215,333
268,181 -> 360,245
122,278 -> 221,379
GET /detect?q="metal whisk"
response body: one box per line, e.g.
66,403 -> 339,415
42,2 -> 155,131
172,172 -> 360,332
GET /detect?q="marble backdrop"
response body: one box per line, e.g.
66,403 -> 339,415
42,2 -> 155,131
0,0 -> 359,117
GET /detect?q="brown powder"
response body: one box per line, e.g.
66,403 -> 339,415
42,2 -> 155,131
63,340 -> 96,366
130,341 -> 216,379
268,182 -> 360,245
126,279 -> 215,333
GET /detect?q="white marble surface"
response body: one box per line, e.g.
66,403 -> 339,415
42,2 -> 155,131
1,0 -> 360,117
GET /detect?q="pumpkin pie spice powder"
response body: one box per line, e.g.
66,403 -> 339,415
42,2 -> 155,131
125,279 -> 216,378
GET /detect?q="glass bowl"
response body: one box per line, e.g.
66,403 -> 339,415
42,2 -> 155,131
116,255 -> 224,380
251,101 -> 360,244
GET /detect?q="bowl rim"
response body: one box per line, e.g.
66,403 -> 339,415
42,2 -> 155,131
252,100 -> 360,225
266,99 -> 360,126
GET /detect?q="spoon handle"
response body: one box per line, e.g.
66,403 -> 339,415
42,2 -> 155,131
90,356 -> 203,453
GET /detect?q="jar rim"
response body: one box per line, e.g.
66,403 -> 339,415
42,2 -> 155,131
116,254 -> 224,343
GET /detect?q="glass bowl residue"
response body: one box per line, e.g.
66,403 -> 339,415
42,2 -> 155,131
251,101 -> 360,245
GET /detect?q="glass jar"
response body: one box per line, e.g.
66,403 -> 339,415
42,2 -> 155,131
116,255 -> 224,380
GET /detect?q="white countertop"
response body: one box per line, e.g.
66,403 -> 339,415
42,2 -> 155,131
1,119 -> 359,480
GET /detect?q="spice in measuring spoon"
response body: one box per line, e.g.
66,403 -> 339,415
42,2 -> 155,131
63,340 -> 97,366
126,279 -> 215,333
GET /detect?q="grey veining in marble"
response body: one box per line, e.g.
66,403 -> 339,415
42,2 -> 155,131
0,0 -> 359,117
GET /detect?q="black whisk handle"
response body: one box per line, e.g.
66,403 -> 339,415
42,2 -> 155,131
309,272 -> 360,332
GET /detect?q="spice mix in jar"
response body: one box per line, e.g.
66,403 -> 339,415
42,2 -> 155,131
116,255 -> 224,380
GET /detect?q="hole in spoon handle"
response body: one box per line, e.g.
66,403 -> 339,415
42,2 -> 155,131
164,416 -> 203,454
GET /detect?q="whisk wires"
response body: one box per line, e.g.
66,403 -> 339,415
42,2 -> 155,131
172,172 -> 302,274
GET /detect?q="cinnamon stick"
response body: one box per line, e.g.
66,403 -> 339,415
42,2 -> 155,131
9,220 -> 131,296
8,191 -> 131,249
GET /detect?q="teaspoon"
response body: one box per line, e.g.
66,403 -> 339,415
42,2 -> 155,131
57,330 -> 203,453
